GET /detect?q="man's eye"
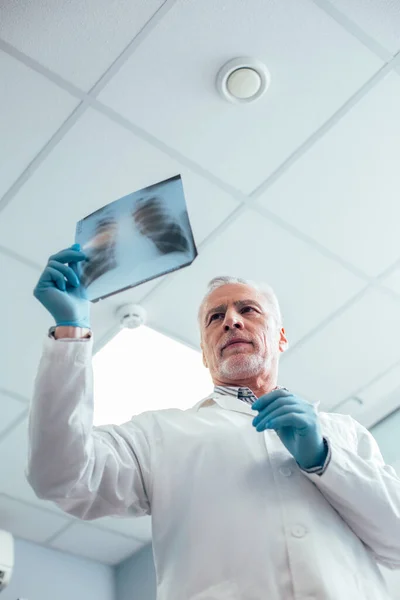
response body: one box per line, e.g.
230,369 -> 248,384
210,313 -> 223,322
241,306 -> 255,313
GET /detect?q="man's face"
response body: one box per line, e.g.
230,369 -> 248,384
200,283 -> 287,383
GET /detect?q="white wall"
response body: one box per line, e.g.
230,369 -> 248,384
2,538 -> 115,600
116,544 -> 156,600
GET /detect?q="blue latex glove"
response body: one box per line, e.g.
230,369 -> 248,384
33,244 -> 91,328
251,389 -> 327,470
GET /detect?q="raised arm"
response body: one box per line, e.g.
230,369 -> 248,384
27,245 -> 152,519
26,334 -> 152,520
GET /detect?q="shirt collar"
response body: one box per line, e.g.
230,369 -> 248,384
194,384 -> 284,412
214,384 -> 258,405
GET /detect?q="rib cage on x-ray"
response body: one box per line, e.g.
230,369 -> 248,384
80,217 -> 118,288
79,196 -> 191,289
133,196 -> 190,255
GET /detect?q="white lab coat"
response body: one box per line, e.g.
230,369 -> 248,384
27,336 -> 400,600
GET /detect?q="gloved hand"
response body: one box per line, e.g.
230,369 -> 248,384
251,389 -> 328,470
33,244 -> 91,328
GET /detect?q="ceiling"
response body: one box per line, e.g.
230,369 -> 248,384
1,0 -> 400,571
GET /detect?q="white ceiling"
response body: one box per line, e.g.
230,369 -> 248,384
1,0 -> 400,572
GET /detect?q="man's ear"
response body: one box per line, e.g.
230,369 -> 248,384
278,327 -> 289,353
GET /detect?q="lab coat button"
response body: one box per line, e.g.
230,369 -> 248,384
291,525 -> 307,538
279,467 -> 292,477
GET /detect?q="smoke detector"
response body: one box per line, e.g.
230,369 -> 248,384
115,304 -> 147,329
216,57 -> 271,104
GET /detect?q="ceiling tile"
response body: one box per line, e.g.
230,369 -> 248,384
0,50 -> 78,198
359,364 -> 400,404
278,287 -> 400,409
331,396 -> 365,420
144,209 -> 365,349
362,386 -> 400,430
370,406 -> 400,466
353,364 -> 400,428
0,107 -> 237,271
0,418 -> 71,516
329,0 -> 400,54
99,0 -> 382,193
331,370 -> 400,429
0,253 -> 56,398
0,0 -> 164,90
0,494 -> 70,543
0,392 -> 27,438
257,72 -> 400,277
51,522 -> 145,565
89,515 -> 151,542
382,266 -> 400,296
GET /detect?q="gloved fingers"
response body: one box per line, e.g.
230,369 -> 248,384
251,388 -> 292,412
252,396 -> 298,422
252,402 -> 303,427
256,412 -> 310,433
48,246 -> 88,265
69,261 -> 80,281
253,406 -> 305,432
47,261 -> 80,288
37,266 -> 68,292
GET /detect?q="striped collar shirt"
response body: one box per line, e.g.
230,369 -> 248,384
214,385 -> 257,405
214,384 -> 283,405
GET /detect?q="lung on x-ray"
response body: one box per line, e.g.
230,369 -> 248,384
75,175 -> 197,302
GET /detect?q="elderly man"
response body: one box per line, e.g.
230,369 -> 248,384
29,245 -> 400,600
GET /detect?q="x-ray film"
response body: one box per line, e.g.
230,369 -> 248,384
75,175 -> 197,302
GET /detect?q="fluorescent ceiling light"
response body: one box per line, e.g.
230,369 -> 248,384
92,326 -> 213,426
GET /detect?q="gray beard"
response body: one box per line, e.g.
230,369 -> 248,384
218,353 -> 268,380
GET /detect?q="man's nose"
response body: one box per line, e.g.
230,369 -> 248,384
223,313 -> 244,331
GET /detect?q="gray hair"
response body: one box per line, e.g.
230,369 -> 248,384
198,275 -> 283,328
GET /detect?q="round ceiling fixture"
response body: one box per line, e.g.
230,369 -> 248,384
216,57 -> 271,104
115,303 -> 147,329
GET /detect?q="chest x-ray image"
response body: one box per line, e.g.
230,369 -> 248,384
75,175 -> 197,302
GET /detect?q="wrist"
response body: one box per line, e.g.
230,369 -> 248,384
299,437 -> 328,470
54,326 -> 91,339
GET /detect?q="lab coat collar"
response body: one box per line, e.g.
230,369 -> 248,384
194,391 -> 255,417
193,387 -> 320,416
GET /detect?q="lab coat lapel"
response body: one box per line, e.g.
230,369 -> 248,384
212,393 -> 255,417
